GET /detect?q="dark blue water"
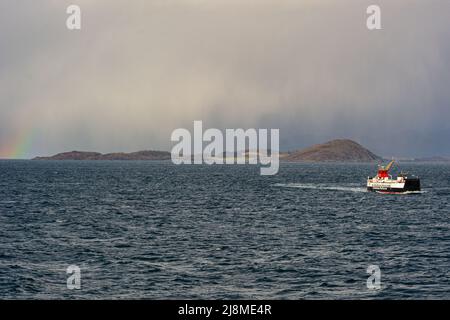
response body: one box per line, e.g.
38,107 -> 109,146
1,160 -> 449,299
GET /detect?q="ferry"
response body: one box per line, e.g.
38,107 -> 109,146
367,160 -> 421,194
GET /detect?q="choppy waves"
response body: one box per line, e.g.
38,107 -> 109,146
1,161 -> 449,299
273,183 -> 368,193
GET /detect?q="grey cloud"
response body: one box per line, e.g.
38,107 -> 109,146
0,0 -> 449,158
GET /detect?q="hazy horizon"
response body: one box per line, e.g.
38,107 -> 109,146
1,0 -> 450,159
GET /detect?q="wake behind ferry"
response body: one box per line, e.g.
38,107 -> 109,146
367,160 -> 421,194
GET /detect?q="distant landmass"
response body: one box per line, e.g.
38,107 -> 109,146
33,150 -> 171,161
33,139 -> 448,162
283,139 -> 381,162
414,156 -> 450,162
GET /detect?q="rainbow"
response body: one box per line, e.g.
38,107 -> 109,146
0,127 -> 36,159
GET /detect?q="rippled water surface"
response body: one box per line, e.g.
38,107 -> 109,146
1,160 -> 449,299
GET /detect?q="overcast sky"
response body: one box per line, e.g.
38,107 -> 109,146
1,0 -> 449,158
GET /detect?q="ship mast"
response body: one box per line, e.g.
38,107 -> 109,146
377,160 -> 395,178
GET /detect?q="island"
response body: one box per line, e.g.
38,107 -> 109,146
32,139 -> 382,162
33,150 -> 171,161
282,139 -> 381,162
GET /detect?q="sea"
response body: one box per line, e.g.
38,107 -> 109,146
1,160 -> 449,299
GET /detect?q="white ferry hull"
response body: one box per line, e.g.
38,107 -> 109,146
367,177 -> 420,193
